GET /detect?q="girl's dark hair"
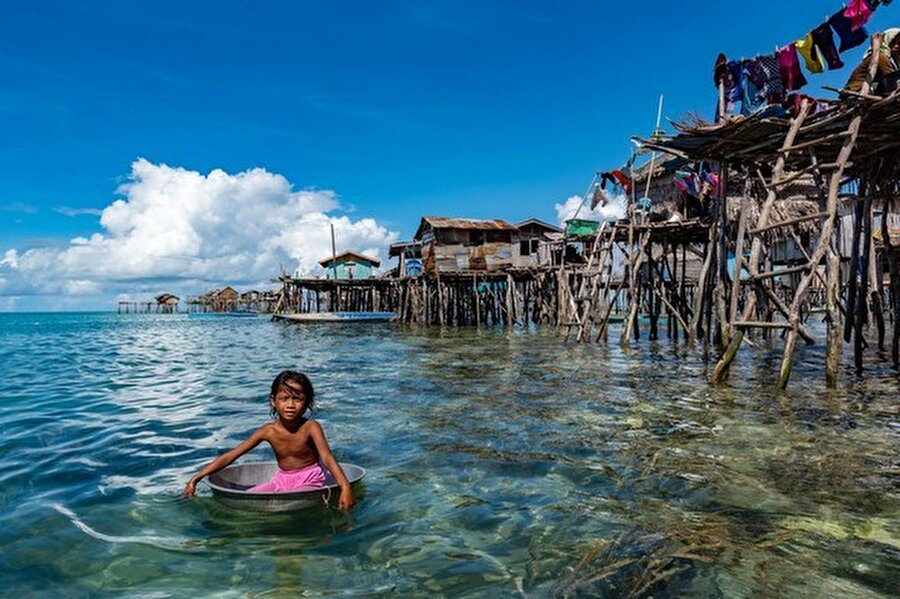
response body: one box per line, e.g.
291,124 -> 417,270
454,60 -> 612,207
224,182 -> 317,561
269,370 -> 315,417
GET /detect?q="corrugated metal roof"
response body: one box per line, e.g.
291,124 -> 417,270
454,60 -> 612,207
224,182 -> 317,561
421,216 -> 518,231
318,250 -> 381,268
515,218 -> 563,233
388,240 -> 422,257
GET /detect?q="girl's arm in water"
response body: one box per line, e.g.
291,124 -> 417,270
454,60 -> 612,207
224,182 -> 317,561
308,421 -> 354,510
182,426 -> 268,498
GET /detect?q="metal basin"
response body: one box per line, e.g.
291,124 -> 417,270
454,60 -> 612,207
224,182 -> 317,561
207,462 -> 366,512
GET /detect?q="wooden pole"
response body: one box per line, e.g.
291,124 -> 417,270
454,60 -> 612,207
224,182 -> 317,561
868,198 -> 885,351
855,195 -> 873,372
330,223 -> 338,281
506,274 -> 514,328
776,36 -> 882,389
844,183 -> 865,342
826,250 -> 841,387
474,273 -> 480,327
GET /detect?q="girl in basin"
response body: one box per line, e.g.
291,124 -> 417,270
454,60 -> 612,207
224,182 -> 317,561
182,370 -> 354,510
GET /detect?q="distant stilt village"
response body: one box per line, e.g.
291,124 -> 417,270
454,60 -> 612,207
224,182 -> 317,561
120,28 -> 900,390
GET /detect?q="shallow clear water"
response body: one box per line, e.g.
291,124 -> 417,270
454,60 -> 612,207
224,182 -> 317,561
0,312 -> 897,597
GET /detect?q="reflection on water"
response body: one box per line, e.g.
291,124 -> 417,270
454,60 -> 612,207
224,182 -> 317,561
0,313 -> 897,597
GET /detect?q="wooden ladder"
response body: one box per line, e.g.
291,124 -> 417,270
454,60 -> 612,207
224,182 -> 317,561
565,221 -> 617,342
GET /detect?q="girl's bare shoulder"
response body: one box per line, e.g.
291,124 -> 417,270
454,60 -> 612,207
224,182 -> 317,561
303,419 -> 325,437
256,422 -> 278,437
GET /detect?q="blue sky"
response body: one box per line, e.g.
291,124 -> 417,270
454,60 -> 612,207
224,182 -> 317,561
0,1 -> 894,309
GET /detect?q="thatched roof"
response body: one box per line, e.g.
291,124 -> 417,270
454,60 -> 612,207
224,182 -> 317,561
635,92 -> 900,178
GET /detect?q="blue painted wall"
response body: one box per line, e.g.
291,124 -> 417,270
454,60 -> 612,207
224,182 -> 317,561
323,261 -> 374,280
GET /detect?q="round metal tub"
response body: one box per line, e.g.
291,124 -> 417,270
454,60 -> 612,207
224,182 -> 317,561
207,462 -> 366,512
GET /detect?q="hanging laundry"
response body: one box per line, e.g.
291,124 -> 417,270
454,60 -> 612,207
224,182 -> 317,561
590,184 -> 607,210
810,22 -> 845,69
600,172 -> 616,190
740,59 -> 769,112
777,44 -> 808,91
699,163 -> 720,192
690,172 -> 702,196
610,170 -> 633,195
727,60 -> 743,108
829,10 -> 869,53
741,69 -> 768,116
743,58 -> 767,88
675,170 -> 704,197
757,55 -> 785,103
713,54 -> 742,114
795,33 -> 825,73
845,0 -> 874,30
674,170 -> 693,195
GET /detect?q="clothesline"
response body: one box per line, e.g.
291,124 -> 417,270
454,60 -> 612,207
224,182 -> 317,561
714,0 -> 889,118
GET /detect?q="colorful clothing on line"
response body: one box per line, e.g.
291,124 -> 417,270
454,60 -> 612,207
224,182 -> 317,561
610,170 -> 633,194
699,163 -> 719,192
795,33 -> 824,73
249,462 -> 327,493
740,59 -> 768,113
811,22 -> 844,69
829,11 -> 868,53
590,185 -> 607,210
844,0 -> 874,30
726,60 -> 743,112
777,44 -> 808,91
757,55 -> 784,103
674,170 -> 702,197
713,53 -> 742,115
743,58 -> 767,88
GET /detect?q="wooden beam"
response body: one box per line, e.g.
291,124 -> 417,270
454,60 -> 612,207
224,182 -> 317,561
749,212 -> 829,235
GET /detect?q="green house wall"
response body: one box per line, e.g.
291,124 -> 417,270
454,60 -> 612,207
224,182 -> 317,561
323,261 -> 374,280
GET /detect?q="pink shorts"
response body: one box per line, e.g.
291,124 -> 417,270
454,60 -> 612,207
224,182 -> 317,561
249,463 -> 327,493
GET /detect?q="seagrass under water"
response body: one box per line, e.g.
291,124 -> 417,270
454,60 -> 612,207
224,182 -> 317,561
0,313 -> 896,597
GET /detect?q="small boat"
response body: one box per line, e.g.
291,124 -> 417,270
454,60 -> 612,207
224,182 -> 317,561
207,462 -> 366,511
272,311 -> 395,324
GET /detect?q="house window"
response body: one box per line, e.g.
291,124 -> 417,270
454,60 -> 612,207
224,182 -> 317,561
466,231 -> 485,246
519,239 -> 539,255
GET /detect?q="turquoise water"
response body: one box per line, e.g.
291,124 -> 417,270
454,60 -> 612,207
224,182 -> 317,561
0,312 -> 897,597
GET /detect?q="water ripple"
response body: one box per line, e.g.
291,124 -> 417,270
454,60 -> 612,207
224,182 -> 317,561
0,313 -> 897,597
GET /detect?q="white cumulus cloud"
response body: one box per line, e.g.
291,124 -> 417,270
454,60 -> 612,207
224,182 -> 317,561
554,192 -> 627,225
0,159 -> 398,307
